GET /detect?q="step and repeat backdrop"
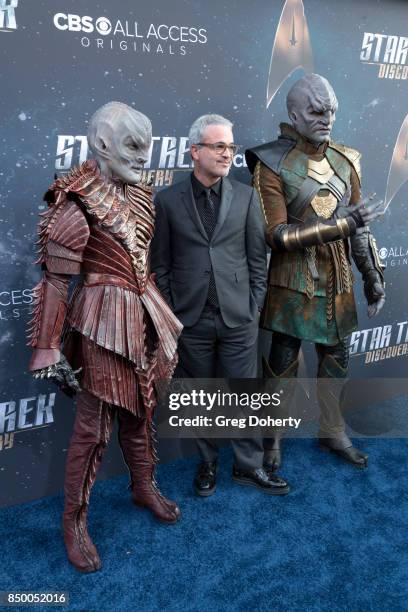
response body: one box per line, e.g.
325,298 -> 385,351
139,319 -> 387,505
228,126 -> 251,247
0,0 -> 407,506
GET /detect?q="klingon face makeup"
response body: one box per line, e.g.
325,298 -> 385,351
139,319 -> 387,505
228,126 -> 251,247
88,101 -> 152,185
286,74 -> 338,145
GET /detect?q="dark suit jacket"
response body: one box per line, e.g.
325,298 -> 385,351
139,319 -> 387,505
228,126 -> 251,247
151,174 -> 267,328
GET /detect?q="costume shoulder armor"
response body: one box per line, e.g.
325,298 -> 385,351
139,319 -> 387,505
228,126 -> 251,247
328,142 -> 362,184
51,159 -> 101,194
36,191 -> 89,266
245,136 -> 296,175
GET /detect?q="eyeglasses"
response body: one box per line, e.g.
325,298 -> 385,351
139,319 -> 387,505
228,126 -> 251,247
196,142 -> 240,155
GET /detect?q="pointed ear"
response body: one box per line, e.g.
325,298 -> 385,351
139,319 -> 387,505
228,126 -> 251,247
289,110 -> 297,123
93,135 -> 110,159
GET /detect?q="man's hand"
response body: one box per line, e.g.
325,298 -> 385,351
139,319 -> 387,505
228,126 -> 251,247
32,354 -> 81,397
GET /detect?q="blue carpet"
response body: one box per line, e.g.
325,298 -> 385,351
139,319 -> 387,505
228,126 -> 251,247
1,439 -> 407,612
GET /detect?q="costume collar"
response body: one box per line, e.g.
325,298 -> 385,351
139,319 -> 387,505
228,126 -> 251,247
52,160 -> 154,283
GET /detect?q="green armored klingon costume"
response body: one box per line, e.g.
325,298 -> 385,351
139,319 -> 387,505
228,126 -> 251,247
246,74 -> 385,470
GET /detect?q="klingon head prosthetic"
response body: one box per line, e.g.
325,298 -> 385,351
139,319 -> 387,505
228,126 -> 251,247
286,74 -> 338,145
88,101 -> 152,184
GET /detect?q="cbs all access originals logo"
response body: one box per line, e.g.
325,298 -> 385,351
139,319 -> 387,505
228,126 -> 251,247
360,32 -> 408,80
0,0 -> 18,31
0,287 -> 33,321
349,321 -> 408,365
0,393 -> 55,452
55,135 -> 248,188
378,245 -> 408,268
53,13 -> 207,55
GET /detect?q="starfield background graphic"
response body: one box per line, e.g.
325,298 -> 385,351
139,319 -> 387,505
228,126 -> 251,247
0,0 -> 407,505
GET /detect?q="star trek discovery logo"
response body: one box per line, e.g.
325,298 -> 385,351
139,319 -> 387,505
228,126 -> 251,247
55,135 -> 248,187
349,322 -> 408,364
0,0 -> 18,32
360,32 -> 408,80
53,13 -> 207,56
0,393 -> 55,451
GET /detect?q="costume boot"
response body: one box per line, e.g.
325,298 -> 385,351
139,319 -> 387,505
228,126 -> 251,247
63,391 -> 115,573
317,352 -> 368,468
118,408 -> 180,524
262,356 -> 299,472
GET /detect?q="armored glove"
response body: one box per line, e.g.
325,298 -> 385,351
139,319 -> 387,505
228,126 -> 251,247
32,354 -> 81,398
350,226 -> 385,318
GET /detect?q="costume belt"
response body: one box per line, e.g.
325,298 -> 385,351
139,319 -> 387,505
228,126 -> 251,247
84,273 -> 139,293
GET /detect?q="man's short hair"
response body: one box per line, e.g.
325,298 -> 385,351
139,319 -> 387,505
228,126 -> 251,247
188,114 -> 233,146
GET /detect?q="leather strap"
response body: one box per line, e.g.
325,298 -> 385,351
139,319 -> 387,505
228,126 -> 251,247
84,273 -> 139,293
287,176 -> 322,222
305,250 -> 319,282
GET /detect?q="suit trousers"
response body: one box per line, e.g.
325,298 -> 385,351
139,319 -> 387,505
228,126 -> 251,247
175,306 -> 263,470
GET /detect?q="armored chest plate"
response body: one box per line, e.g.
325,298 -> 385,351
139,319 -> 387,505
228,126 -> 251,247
308,158 -> 334,184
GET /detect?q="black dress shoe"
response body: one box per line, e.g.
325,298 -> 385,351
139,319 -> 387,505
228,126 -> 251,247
319,437 -> 368,468
232,466 -> 290,495
194,461 -> 217,497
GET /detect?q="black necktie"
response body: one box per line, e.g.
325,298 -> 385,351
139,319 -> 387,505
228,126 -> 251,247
203,189 -> 218,306
203,189 -> 217,239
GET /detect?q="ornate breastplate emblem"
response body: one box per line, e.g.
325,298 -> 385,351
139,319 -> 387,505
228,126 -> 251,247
310,193 -> 338,219
307,157 -> 346,220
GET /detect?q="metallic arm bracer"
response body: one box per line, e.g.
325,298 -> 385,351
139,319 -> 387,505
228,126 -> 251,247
271,216 -> 358,252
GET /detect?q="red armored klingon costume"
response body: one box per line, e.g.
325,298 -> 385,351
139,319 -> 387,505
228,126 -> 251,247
28,157 -> 182,573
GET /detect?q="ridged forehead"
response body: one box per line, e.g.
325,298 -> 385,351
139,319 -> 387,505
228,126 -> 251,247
88,101 -> 152,145
287,74 -> 338,112
307,75 -> 337,111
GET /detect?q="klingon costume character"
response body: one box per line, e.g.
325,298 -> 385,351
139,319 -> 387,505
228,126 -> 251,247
246,74 -> 385,471
27,102 -> 183,573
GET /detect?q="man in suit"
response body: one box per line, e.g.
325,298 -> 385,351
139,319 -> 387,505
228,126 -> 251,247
151,114 -> 289,496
